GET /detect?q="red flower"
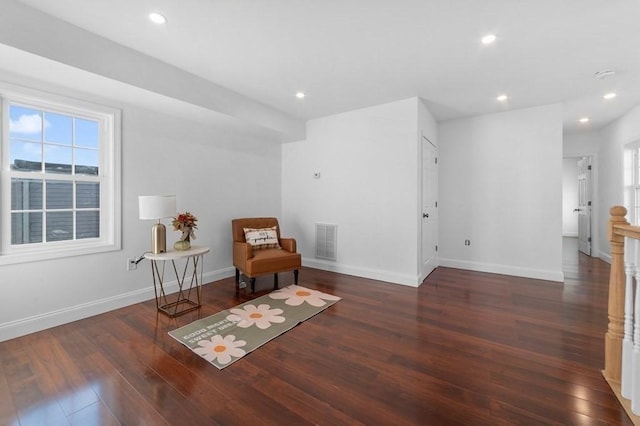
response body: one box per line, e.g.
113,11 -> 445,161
172,212 -> 198,231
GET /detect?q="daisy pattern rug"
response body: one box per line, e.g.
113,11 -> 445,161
168,285 -> 341,369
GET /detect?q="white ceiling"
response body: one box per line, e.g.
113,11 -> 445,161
13,0 -> 640,133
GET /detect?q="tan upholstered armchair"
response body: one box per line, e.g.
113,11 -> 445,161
232,218 -> 301,295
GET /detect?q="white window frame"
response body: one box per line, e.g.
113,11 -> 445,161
632,147 -> 640,226
0,82 -> 121,265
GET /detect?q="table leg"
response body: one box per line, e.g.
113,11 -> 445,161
154,254 -> 203,317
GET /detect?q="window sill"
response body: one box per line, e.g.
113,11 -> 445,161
0,241 -> 121,266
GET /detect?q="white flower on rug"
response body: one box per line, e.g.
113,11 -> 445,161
226,303 -> 285,329
269,285 -> 340,307
194,334 -> 246,365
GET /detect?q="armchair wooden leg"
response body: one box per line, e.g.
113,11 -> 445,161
235,269 -> 240,297
294,269 -> 299,285
250,277 -> 256,294
274,273 -> 279,290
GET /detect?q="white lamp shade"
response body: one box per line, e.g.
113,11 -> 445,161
139,195 -> 176,220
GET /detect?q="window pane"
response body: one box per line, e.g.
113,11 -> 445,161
46,181 -> 73,209
76,211 -> 99,239
46,212 -> 73,241
44,145 -> 72,174
74,148 -> 99,175
75,118 -> 99,148
9,106 -> 42,141
76,182 -> 99,208
10,141 -> 42,171
11,179 -> 43,210
44,112 -> 72,145
11,212 -> 43,244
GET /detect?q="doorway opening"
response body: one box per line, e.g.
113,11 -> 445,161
563,155 -> 593,258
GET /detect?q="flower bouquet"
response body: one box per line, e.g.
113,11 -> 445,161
172,212 -> 197,250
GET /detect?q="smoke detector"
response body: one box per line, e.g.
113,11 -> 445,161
594,69 -> 616,80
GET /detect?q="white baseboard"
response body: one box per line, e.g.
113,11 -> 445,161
302,256 -> 565,287
438,258 -> 565,282
1,255 -> 569,342
599,251 -> 612,264
563,233 -> 579,237
302,258 -> 420,287
0,266 -> 235,342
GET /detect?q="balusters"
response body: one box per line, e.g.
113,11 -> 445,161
624,238 -> 636,398
606,206 -> 629,383
634,269 -> 640,414
605,206 -> 640,420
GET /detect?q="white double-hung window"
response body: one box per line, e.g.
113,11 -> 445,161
625,142 -> 640,226
0,83 -> 121,264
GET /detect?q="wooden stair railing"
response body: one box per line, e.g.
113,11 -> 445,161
607,206 -> 640,424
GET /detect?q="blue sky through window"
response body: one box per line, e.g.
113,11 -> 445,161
75,118 -> 98,148
9,105 -> 99,172
44,112 -> 72,144
9,106 -> 42,140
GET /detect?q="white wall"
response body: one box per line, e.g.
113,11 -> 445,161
0,73 -> 283,341
418,99 -> 438,144
598,104 -> 640,261
438,104 -> 564,282
282,98 -> 428,286
564,131 -> 601,157
562,158 -> 579,236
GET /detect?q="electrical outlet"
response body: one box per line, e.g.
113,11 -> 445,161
127,257 -> 137,271
464,240 -> 471,246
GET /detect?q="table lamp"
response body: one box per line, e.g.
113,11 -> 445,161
139,195 -> 176,254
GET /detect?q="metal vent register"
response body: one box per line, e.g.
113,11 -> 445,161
315,223 -> 337,261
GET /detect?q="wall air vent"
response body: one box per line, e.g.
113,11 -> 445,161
315,223 -> 337,261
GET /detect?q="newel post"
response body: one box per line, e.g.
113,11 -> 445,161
605,205 -> 629,382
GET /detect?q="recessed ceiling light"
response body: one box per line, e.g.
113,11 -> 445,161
149,12 -> 167,24
481,34 -> 497,45
603,92 -> 617,100
295,92 -> 305,99
496,94 -> 508,102
579,117 -> 590,123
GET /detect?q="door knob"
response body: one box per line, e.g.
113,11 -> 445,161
573,208 -> 582,212
423,213 -> 429,218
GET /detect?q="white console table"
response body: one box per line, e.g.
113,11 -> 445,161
144,246 -> 210,317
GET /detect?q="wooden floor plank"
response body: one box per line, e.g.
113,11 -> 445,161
0,347 -> 19,426
67,401 -> 120,426
0,245 -> 633,424
22,331 -> 101,418
0,334 -> 70,426
81,351 -> 169,426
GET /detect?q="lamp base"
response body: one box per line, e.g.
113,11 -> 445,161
151,222 -> 167,254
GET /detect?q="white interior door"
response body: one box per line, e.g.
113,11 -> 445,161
577,156 -> 592,256
421,136 -> 438,280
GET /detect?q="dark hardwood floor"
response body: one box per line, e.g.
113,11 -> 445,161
0,242 -> 633,425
